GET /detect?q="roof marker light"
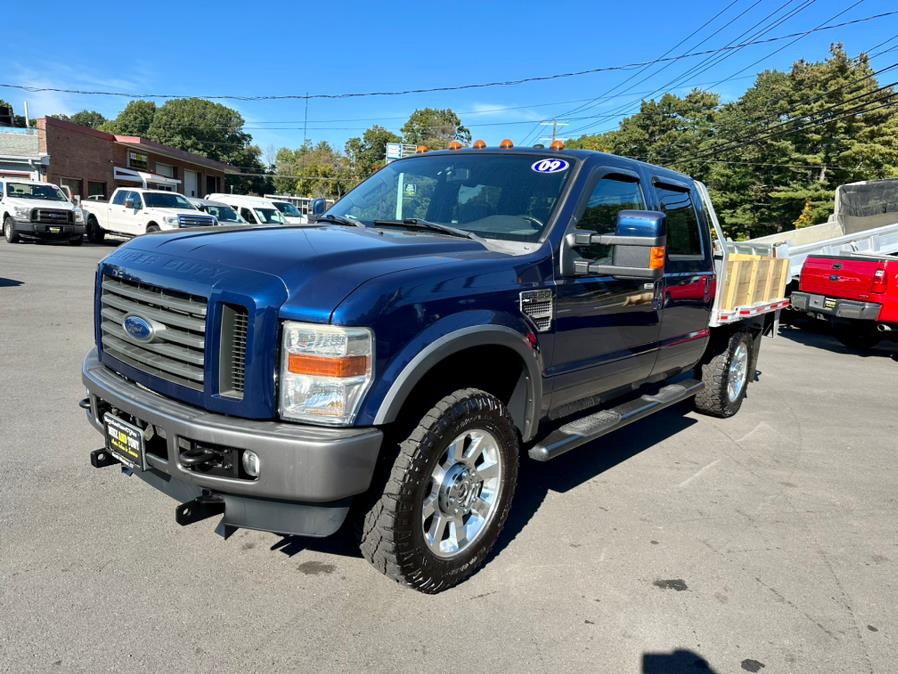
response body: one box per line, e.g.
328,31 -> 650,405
448,141 -> 462,151
416,145 -> 429,153
550,139 -> 565,151
473,139 -> 486,149
499,138 -> 514,149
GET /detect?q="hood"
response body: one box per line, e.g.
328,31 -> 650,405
103,224 -> 507,322
6,196 -> 76,211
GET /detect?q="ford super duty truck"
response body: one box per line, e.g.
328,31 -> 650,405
1,178 -> 85,245
790,253 -> 898,348
81,187 -> 216,243
80,146 -> 788,592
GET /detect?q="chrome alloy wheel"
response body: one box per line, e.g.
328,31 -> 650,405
422,428 -> 503,559
727,342 -> 749,403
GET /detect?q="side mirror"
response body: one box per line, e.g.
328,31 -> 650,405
309,198 -> 327,222
569,210 -> 666,280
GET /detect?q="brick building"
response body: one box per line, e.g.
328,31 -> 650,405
35,117 -> 238,200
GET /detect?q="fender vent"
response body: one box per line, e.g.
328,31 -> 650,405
520,289 -> 553,332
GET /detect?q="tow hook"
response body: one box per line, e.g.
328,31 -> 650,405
175,494 -> 225,526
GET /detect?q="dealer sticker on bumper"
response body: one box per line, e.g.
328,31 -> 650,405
104,413 -> 146,471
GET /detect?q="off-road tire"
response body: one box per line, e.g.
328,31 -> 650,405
4,216 -> 20,243
694,330 -> 754,418
359,388 -> 519,593
87,216 -> 105,244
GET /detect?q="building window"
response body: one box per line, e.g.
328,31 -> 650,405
156,162 -> 174,178
60,177 -> 83,199
128,151 -> 149,171
88,181 -> 107,199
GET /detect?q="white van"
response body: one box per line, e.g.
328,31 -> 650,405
204,194 -> 288,226
268,199 -> 307,224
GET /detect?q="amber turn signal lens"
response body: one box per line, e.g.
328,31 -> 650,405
415,145 -> 428,153
649,246 -> 666,270
288,353 -> 369,378
550,139 -> 565,150
499,138 -> 514,149
473,139 -> 486,149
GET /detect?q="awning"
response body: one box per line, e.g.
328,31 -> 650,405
114,166 -> 181,188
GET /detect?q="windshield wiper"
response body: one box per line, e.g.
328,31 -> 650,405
316,214 -> 367,228
373,218 -> 483,242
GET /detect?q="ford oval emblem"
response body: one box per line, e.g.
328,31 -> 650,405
531,158 -> 570,174
123,314 -> 154,343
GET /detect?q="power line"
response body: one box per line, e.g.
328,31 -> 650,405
1,10 -> 894,103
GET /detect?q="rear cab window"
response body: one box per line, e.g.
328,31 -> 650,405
651,178 -> 710,271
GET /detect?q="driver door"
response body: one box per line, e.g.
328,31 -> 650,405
547,168 -> 662,413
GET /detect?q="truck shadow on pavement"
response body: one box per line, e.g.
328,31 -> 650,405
488,401 -> 698,564
778,322 -> 898,361
0,277 -> 23,287
642,648 -> 719,673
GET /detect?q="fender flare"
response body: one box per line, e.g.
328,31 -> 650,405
372,325 -> 543,442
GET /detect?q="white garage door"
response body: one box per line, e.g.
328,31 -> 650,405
184,170 -> 198,197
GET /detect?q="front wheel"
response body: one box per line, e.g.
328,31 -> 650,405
4,216 -> 20,243
694,330 -> 754,418
359,388 -> 519,593
145,224 -> 160,234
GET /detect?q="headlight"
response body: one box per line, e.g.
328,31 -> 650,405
279,321 -> 373,425
163,215 -> 180,226
13,206 -> 30,218
74,210 -> 84,224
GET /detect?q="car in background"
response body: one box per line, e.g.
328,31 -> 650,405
269,199 -> 307,224
187,198 -> 247,225
81,188 -> 215,243
1,178 -> 85,245
205,193 -> 287,226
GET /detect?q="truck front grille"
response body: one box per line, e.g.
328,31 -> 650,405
178,214 -> 216,227
32,209 -> 73,224
218,304 -> 248,398
100,276 -> 208,391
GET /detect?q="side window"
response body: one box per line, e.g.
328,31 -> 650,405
131,192 -> 143,208
655,184 -> 703,258
579,175 -> 645,263
240,207 -> 257,224
112,190 -> 127,206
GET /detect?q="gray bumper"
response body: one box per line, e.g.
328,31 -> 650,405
82,348 -> 383,505
790,292 -> 881,321
13,217 -> 85,237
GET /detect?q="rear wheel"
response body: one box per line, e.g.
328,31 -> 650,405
694,330 -> 753,418
359,388 -> 519,593
833,321 -> 881,350
4,216 -> 20,243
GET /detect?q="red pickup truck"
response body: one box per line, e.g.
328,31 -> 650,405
790,254 -> 898,348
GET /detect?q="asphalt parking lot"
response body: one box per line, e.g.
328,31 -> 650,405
1,240 -> 896,673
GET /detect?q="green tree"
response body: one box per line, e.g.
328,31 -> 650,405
64,110 -> 107,128
0,99 -> 30,127
275,142 -> 353,198
401,108 -> 470,149
100,100 -> 157,136
345,124 -> 401,179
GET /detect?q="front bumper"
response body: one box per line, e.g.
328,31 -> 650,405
790,292 -> 881,321
82,348 -> 383,535
12,217 -> 85,239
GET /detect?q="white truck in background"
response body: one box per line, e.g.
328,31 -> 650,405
82,188 -> 216,243
205,193 -> 288,225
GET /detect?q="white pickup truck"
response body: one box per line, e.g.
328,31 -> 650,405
1,178 -> 85,245
82,188 -> 216,243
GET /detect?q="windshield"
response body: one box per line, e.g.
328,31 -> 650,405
272,201 -> 302,217
7,182 -> 68,202
328,153 -> 575,242
255,208 -> 286,224
204,204 -> 244,223
143,192 -> 195,209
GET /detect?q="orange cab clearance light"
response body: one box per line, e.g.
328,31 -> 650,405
415,145 -> 429,153
473,139 -> 486,149
448,141 -> 462,151
649,246 -> 666,270
499,138 -> 514,149
550,139 -> 565,151
288,353 -> 370,378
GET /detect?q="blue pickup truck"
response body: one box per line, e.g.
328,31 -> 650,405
81,146 -> 783,592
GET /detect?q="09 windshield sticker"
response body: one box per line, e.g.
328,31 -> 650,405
531,158 -> 570,174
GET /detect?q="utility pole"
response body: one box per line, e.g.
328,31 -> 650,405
303,92 -> 309,147
540,120 -> 568,143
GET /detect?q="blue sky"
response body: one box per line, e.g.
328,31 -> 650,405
5,0 -> 897,157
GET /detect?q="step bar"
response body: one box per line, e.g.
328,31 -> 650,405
528,379 -> 704,462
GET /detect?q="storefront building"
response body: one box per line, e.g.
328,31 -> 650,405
35,117 -> 238,200
0,126 -> 48,180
